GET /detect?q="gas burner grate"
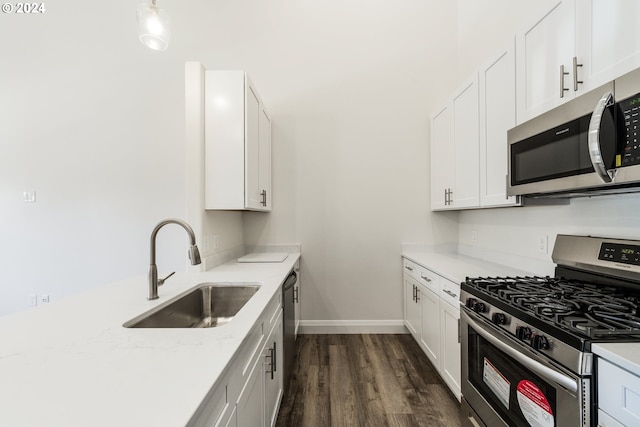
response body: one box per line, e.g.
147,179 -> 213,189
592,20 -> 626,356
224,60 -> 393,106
465,275 -> 640,338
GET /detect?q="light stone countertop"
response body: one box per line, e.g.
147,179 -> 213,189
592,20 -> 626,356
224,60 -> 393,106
593,342 -> 640,375
401,247 -> 534,284
0,253 -> 300,427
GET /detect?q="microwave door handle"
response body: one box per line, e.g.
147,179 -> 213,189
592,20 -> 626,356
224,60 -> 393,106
464,311 -> 578,394
588,91 -> 616,183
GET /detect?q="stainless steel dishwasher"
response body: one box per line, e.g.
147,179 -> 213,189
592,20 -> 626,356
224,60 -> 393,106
281,269 -> 297,392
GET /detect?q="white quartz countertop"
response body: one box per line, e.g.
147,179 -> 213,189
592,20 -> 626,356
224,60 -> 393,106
593,342 -> 640,375
401,248 -> 533,284
0,253 -> 300,427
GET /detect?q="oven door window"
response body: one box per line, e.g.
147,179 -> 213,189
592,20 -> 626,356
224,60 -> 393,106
469,328 -> 557,427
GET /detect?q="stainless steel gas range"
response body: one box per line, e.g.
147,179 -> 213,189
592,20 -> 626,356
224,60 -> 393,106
460,234 -> 640,427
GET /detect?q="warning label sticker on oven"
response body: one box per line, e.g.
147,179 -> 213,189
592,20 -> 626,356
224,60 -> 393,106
483,357 -> 510,408
517,380 -> 554,427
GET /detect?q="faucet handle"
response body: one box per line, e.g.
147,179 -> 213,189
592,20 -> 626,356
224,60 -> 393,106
158,271 -> 175,286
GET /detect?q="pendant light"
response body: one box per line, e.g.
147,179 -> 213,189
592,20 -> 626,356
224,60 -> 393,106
136,0 -> 170,51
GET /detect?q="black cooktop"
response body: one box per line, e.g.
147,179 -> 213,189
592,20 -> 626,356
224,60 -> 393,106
464,276 -> 640,339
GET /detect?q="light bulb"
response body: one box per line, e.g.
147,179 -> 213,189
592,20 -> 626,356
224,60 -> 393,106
137,2 -> 170,51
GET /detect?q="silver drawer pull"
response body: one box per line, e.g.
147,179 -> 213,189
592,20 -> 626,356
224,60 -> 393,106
443,289 -> 458,298
405,266 -> 414,271
420,274 -> 431,282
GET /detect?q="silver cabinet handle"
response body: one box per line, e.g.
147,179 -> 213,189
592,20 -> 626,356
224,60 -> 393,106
415,287 -> 420,302
588,91 -> 616,183
420,274 -> 432,282
443,289 -> 458,299
260,190 -> 267,207
560,64 -> 569,98
405,265 -> 414,271
573,56 -> 583,91
412,284 -> 417,302
467,415 -> 482,427
273,341 -> 277,373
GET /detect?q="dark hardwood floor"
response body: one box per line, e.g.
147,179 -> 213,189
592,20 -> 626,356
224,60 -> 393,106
276,334 -> 462,427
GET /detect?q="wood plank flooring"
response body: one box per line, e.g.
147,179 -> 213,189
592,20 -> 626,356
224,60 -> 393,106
276,334 -> 462,427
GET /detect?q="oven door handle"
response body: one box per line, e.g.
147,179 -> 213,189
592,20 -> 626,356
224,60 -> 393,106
465,311 -> 578,394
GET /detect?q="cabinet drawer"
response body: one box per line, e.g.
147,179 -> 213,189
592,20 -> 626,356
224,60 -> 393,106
598,358 -> 640,427
440,278 -> 461,309
403,259 -> 421,280
417,267 -> 439,294
188,366 -> 236,427
236,319 -> 265,386
265,292 -> 282,332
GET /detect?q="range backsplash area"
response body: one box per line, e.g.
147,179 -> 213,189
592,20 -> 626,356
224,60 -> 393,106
458,193 -> 640,276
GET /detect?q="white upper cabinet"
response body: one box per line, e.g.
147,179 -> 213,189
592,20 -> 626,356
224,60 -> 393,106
205,70 -> 272,211
452,75 -> 480,209
430,104 -> 454,210
431,76 -> 480,211
517,0 -> 640,124
479,38 -> 520,208
516,0 -> 576,123
576,0 -> 640,93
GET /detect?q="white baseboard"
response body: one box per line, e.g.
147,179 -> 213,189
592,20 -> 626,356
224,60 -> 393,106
299,320 -> 409,334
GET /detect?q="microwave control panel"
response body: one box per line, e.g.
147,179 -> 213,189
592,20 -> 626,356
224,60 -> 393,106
618,94 -> 640,167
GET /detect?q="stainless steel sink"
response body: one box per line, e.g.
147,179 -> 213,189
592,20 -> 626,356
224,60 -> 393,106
124,283 -> 261,328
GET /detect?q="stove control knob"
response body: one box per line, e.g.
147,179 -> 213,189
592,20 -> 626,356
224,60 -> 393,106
474,302 -> 486,313
515,326 -> 532,341
465,298 -> 477,309
491,313 -> 507,325
531,334 -> 550,350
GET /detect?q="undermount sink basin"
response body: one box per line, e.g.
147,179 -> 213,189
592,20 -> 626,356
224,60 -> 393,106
124,283 -> 261,328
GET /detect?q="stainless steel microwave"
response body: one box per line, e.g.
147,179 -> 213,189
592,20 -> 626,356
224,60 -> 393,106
507,67 -> 640,198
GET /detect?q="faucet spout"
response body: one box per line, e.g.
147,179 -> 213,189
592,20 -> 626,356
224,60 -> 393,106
148,218 -> 202,300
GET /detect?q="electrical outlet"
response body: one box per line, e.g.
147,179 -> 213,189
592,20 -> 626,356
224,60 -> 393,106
204,236 -> 211,251
29,294 -> 37,307
23,191 -> 36,203
471,230 -> 478,243
213,234 -> 220,249
40,295 -> 50,304
537,235 -> 548,254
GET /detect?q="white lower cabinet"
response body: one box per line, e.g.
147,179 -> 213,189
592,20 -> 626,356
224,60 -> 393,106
420,285 -> 441,368
402,257 -> 461,400
264,311 -> 283,427
597,358 -> 640,427
189,292 -> 283,427
439,296 -> 461,398
236,353 -> 264,427
404,275 -> 421,337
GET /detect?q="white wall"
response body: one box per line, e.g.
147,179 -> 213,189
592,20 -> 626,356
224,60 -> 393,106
1,1 -> 459,318
241,1 -> 460,324
455,0 -> 640,275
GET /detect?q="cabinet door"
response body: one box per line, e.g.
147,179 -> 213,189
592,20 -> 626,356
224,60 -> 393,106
404,275 -> 421,338
236,355 -> 264,427
440,301 -> 461,400
576,0 -> 640,93
420,286 -> 440,368
258,105 -> 272,210
516,0 -> 576,123
264,313 -> 283,427
245,79 -> 262,210
479,39 -> 520,208
430,104 -> 454,210
452,75 -> 480,209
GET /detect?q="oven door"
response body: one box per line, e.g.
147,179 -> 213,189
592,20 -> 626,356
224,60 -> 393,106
461,309 -> 589,427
